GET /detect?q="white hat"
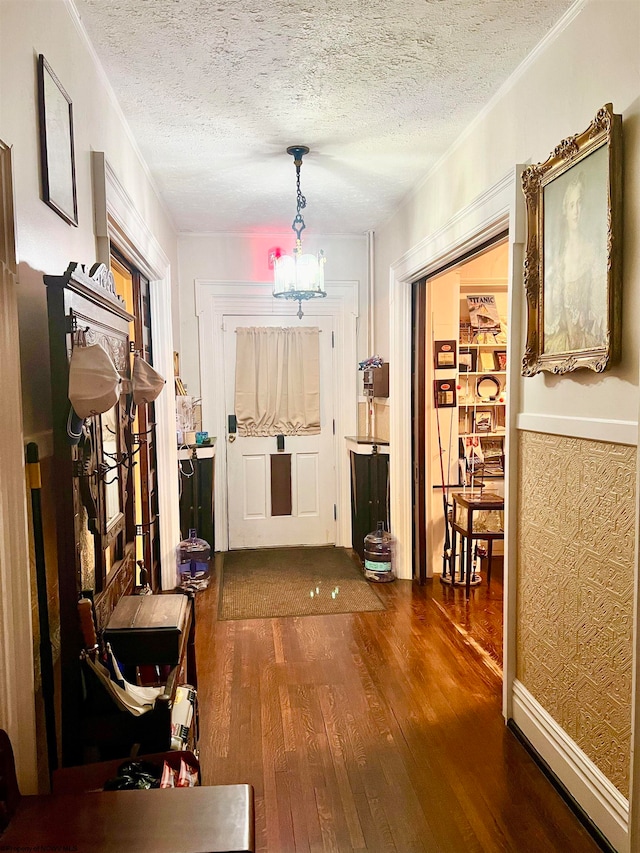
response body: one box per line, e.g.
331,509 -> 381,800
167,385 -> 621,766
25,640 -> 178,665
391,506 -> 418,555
132,355 -> 165,405
68,343 -> 121,419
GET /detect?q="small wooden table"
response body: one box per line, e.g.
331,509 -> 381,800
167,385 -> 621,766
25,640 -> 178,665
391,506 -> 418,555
450,491 -> 504,598
2,784 -> 254,853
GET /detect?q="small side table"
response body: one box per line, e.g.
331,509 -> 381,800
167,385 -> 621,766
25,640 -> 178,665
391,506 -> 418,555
450,491 -> 504,598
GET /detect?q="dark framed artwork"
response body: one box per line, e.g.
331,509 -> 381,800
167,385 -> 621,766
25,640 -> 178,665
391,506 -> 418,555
434,379 -> 456,408
521,103 -> 622,375
458,347 -> 477,373
37,54 -> 78,226
494,350 -> 507,371
434,340 -> 457,369
473,410 -> 493,433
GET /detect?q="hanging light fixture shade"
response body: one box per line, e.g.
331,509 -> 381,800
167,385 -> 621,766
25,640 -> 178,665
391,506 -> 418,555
272,146 -> 326,319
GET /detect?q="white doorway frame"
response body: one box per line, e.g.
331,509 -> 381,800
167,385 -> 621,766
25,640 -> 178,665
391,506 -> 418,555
388,168 -> 524,720
93,152 -> 180,590
195,281 -> 359,553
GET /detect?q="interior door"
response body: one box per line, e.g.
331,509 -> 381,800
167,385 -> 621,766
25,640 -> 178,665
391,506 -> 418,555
224,314 -> 335,549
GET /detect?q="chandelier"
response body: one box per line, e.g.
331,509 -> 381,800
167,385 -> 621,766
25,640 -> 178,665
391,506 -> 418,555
272,145 -> 326,319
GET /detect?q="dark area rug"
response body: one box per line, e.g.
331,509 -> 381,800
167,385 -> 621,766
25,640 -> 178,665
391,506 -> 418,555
218,546 -> 385,620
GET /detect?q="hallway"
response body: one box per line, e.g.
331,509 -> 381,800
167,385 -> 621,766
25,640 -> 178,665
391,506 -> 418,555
195,568 -> 600,853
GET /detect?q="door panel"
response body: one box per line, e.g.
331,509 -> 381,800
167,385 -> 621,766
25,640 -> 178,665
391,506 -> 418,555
225,314 -> 335,549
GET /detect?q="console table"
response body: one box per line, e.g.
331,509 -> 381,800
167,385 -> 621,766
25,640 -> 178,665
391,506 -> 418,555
2,784 -> 255,852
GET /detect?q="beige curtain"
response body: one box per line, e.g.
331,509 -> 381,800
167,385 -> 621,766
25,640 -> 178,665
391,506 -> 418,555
235,326 -> 320,436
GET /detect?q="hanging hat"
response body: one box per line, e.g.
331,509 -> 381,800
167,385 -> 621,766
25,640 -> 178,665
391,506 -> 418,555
68,343 -> 122,419
132,355 -> 165,405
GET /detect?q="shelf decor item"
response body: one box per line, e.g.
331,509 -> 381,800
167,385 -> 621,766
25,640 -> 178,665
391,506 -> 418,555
37,55 -> 78,226
473,410 -> 493,433
476,374 -> 501,401
521,103 -> 622,375
458,347 -> 477,372
494,350 -> 507,370
466,295 -> 500,339
434,340 -> 457,369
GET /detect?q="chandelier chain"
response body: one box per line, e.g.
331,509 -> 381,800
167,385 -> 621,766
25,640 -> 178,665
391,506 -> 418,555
292,161 -> 307,241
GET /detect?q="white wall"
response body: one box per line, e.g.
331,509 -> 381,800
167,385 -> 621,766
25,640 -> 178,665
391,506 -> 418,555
177,232 -> 368,397
376,0 -> 640,425
0,0 -> 180,441
375,1 -> 640,847
0,0 -> 179,790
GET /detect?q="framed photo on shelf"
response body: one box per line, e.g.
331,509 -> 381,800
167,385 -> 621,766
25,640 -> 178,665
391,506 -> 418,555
434,340 -> 457,369
458,348 -> 477,372
473,410 -> 493,433
521,102 -> 622,375
494,350 -> 507,371
37,54 -> 78,226
434,379 -> 456,408
479,350 -> 495,372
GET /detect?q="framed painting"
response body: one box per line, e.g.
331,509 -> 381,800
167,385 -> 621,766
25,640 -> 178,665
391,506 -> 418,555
37,54 -> 78,226
521,103 -> 622,375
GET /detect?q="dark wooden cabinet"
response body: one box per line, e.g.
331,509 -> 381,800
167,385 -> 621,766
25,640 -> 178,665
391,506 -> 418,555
348,439 -> 389,561
178,446 -> 215,550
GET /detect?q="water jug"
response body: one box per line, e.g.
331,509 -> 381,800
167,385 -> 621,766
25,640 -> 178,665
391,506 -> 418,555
363,521 -> 395,583
177,528 -> 211,591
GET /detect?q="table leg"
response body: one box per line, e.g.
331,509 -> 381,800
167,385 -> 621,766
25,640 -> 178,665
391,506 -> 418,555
465,509 -> 473,599
487,539 -> 493,585
451,528 -> 457,584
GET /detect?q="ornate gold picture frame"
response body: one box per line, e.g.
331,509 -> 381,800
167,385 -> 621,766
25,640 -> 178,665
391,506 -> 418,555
521,103 -> 622,375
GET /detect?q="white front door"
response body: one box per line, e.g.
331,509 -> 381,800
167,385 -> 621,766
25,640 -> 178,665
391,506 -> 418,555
224,314 -> 336,549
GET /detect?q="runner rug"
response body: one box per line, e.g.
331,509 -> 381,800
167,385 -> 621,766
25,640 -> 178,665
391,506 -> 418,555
218,546 -> 385,620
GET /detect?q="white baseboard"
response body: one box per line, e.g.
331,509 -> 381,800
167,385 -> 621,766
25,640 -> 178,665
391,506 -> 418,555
512,679 -> 628,853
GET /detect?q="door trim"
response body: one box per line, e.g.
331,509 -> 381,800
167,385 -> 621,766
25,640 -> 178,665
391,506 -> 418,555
93,151 -> 180,590
196,281 -> 358,553
0,140 -> 38,791
389,168 -> 515,693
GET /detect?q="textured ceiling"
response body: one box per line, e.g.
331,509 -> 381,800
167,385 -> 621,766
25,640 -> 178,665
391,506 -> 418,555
72,0 -> 574,235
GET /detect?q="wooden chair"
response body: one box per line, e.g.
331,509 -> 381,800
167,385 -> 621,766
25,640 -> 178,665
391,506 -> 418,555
0,729 -> 21,834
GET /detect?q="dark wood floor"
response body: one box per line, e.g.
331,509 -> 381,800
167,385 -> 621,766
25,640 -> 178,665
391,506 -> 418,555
431,559 -> 504,670
195,557 -> 600,853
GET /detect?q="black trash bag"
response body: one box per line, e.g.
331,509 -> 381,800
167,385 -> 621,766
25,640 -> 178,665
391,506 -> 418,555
103,759 -> 162,790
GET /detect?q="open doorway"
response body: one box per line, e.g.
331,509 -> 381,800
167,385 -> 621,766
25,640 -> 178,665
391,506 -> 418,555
110,252 -> 161,591
413,238 -> 508,668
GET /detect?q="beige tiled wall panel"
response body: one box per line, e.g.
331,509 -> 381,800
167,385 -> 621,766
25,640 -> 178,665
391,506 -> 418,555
517,431 -> 635,797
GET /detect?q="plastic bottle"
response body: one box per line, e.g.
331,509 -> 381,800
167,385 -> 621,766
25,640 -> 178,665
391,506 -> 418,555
176,528 -> 211,591
363,521 -> 395,582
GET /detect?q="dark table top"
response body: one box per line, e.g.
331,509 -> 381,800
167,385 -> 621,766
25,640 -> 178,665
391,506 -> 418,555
2,784 -> 254,853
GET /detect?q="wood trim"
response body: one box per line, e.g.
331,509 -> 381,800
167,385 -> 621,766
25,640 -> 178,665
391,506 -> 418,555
96,152 -> 180,591
512,679 -> 628,853
516,413 -> 637,446
0,141 -> 38,792
390,178 -> 512,581
411,281 -> 427,582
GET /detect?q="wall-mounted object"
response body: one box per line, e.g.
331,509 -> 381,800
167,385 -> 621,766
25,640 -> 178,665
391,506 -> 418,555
37,55 -> 78,226
362,361 -> 389,397
434,379 -> 456,408
521,102 -> 622,375
434,340 -> 457,369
